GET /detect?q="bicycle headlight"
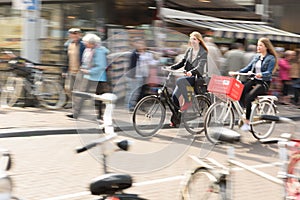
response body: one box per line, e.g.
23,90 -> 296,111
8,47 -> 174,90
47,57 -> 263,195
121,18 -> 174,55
0,174 -> 12,200
158,89 -> 162,94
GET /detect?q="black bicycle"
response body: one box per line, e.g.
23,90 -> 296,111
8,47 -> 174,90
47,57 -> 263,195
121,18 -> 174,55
132,67 -> 211,137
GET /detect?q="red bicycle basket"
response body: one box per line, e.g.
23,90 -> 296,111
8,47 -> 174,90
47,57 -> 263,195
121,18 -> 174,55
208,75 -> 244,101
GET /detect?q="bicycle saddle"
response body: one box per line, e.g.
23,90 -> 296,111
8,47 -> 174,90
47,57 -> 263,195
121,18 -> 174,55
89,173 -> 132,195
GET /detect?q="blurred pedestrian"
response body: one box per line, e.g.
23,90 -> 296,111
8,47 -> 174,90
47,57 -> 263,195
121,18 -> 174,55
67,33 -> 110,120
289,50 -> 300,106
125,39 -> 157,112
169,31 -> 208,127
221,42 -> 245,76
204,36 -> 222,76
63,28 -> 85,108
230,37 -> 277,131
278,50 -> 293,105
243,44 -> 257,66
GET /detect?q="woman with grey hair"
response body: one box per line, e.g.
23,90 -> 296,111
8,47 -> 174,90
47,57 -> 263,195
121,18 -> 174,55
67,33 -> 110,120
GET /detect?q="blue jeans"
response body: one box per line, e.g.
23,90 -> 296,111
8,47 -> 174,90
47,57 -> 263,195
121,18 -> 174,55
172,76 -> 195,109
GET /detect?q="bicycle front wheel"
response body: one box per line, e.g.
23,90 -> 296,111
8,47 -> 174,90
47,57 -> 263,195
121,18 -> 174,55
183,95 -> 211,135
286,154 -> 300,200
36,80 -> 66,109
204,101 -> 235,144
132,95 -> 166,137
249,100 -> 276,139
1,77 -> 23,107
181,168 -> 225,200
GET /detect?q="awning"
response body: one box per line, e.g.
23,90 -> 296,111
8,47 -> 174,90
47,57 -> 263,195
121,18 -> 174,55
161,8 -> 300,43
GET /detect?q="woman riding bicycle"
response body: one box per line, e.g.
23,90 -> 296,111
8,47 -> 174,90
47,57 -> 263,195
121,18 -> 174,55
230,37 -> 278,131
169,31 -> 208,127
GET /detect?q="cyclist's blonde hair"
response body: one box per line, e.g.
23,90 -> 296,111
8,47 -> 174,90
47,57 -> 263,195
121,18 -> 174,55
189,31 -> 208,52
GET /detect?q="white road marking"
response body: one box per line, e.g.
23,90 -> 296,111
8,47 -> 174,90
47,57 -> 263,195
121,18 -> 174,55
40,161 -> 282,200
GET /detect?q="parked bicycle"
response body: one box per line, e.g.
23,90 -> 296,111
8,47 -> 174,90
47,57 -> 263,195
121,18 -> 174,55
132,67 -> 211,137
1,55 -> 66,109
179,115 -> 300,200
204,73 -> 278,144
76,132 -> 148,200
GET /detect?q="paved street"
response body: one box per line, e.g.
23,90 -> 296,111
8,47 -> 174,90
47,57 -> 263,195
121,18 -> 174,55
0,103 -> 299,200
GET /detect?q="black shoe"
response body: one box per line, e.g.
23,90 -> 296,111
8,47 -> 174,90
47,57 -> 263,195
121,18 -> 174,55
63,103 -> 72,109
66,114 -> 77,119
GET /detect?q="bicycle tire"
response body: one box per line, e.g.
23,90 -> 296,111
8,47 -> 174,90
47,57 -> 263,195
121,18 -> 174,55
181,167 -> 225,200
1,77 -> 23,107
249,100 -> 276,139
132,95 -> 166,137
183,95 -> 211,135
286,153 -> 300,199
204,101 -> 235,144
36,80 -> 66,109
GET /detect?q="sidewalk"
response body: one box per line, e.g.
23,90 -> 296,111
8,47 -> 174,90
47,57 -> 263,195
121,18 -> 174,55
0,103 -> 299,138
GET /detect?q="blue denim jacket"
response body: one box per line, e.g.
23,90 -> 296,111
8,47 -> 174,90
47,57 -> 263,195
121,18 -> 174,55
239,53 -> 275,81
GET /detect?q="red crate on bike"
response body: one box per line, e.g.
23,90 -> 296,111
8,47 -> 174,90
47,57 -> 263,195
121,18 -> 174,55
208,75 -> 244,101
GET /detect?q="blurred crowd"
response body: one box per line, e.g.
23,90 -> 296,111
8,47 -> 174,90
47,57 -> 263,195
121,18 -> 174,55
64,27 -> 300,116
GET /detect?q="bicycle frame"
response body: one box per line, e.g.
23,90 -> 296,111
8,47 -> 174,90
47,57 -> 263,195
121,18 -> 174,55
158,71 -> 180,118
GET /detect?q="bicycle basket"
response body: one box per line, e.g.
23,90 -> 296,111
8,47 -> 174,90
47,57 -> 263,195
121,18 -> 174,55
208,75 -> 244,101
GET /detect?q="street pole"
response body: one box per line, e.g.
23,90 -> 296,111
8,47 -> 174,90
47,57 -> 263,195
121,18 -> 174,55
19,0 -> 41,63
22,9 -> 40,63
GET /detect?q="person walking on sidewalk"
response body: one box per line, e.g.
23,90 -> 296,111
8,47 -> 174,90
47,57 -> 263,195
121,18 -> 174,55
278,50 -> 293,105
67,33 -> 110,120
63,28 -> 85,108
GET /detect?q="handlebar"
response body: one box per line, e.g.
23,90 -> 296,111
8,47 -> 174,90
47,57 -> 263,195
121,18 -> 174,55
76,133 -> 129,154
260,115 -> 296,125
161,66 -> 186,75
72,91 -> 118,103
76,133 -> 117,153
259,115 -> 297,143
0,148 -> 12,171
228,71 -> 255,76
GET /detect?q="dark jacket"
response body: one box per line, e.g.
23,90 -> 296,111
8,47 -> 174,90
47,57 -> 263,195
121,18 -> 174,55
171,47 -> 208,78
63,38 -> 86,73
239,53 -> 275,81
127,49 -> 139,78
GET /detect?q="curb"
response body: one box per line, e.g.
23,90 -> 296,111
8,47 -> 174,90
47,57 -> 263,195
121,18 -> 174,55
1,115 -> 299,138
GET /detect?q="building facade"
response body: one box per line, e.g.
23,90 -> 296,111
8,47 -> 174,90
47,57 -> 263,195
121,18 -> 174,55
0,0 -> 299,64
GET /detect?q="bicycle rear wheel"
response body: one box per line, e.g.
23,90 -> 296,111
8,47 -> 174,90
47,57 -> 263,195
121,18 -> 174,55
204,101 -> 235,144
286,154 -> 300,199
132,95 -> 166,137
249,100 -> 276,139
183,95 -> 211,135
1,77 -> 23,107
36,80 -> 66,109
181,167 -> 225,200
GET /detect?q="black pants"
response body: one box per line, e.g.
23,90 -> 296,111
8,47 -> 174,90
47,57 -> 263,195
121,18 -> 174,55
95,81 -> 110,119
240,79 -> 270,120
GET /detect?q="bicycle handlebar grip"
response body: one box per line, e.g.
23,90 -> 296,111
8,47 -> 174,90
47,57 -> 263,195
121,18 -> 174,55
76,143 -> 97,153
260,115 -> 280,122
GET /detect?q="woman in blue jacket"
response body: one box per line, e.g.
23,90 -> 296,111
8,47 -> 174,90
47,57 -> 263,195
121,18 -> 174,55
230,37 -> 278,131
67,33 -> 110,120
